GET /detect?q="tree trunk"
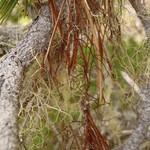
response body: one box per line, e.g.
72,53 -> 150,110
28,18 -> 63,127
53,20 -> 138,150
0,4 -> 52,149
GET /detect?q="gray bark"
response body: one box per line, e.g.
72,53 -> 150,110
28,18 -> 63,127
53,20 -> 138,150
120,1 -> 150,150
129,0 -> 150,48
0,0 -> 150,150
121,84 -> 150,150
0,26 -> 24,56
0,27 -> 24,42
0,4 -> 52,149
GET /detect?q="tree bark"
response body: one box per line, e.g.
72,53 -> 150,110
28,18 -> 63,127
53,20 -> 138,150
120,72 -> 150,150
0,0 -> 150,150
0,27 -> 24,42
0,4 -> 52,149
120,1 -> 150,150
129,0 -> 150,48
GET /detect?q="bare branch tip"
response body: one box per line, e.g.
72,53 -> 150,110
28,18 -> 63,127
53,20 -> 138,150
121,71 -> 141,94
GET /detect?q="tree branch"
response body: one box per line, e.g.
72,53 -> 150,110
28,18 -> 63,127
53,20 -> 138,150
120,71 -> 150,150
118,1 -> 150,149
0,26 -> 24,42
0,4 -> 52,150
0,26 -> 25,56
129,0 -> 150,48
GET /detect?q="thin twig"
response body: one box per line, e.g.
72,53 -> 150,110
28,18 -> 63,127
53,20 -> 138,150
121,71 -> 147,102
121,71 -> 141,94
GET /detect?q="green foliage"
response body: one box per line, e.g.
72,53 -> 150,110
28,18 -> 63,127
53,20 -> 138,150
0,0 -> 34,23
17,37 -> 148,149
0,0 -> 19,22
112,37 -> 148,82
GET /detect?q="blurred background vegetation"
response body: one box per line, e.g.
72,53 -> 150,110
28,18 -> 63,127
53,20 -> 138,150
0,0 -> 149,149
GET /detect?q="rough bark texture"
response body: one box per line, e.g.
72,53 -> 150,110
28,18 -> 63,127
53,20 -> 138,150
129,0 -> 150,48
0,0 -> 150,150
122,85 -> 150,150
121,1 -> 150,150
0,27 -> 24,42
0,4 -> 52,150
